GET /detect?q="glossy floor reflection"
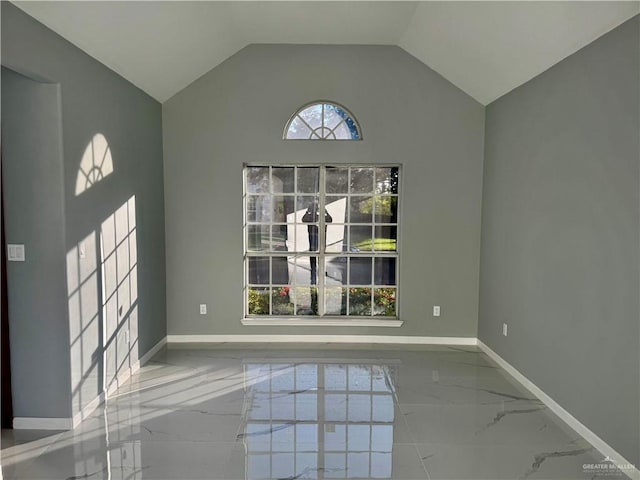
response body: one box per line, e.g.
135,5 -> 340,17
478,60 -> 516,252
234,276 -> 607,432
0,344 -> 623,479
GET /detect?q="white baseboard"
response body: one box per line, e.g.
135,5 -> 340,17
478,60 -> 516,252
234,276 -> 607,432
105,336 -> 168,398
106,366 -> 132,398
166,334 -> 478,345
72,336 -> 168,428
72,392 -> 105,428
139,336 -> 167,365
13,417 -> 73,430
477,340 -> 639,480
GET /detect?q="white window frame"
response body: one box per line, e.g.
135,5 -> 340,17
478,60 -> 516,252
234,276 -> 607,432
242,164 -> 402,327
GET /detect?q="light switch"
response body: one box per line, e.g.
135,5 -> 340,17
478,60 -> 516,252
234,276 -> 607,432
7,244 -> 25,262
199,304 -> 207,315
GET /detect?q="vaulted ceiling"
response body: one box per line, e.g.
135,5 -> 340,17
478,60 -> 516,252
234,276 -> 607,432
13,1 -> 639,104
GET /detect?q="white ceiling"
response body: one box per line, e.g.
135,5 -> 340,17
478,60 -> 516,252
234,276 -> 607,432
12,1 -> 640,105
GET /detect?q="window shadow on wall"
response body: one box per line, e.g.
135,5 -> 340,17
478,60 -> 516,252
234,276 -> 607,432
67,134 -> 139,419
74,133 -> 113,196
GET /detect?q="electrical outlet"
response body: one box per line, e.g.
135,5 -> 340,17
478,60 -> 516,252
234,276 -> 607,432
502,323 -> 508,337
433,305 -> 441,317
200,304 -> 207,315
432,370 -> 440,382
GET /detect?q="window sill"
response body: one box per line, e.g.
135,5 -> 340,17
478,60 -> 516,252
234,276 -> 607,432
241,317 -> 403,327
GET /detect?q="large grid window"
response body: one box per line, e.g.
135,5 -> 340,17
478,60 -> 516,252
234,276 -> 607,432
244,165 -> 399,318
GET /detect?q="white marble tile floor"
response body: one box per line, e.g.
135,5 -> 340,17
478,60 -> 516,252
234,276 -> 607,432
0,344 -> 623,479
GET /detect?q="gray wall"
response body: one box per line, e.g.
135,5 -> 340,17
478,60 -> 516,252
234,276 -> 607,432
479,16 -> 639,465
163,44 -> 485,337
2,3 -> 166,419
2,68 -> 72,419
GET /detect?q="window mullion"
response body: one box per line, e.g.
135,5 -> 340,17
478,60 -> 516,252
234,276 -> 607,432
318,166 -> 326,316
346,167 -> 351,316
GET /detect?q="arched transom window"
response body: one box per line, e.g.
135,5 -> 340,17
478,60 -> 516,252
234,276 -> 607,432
284,101 -> 361,140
